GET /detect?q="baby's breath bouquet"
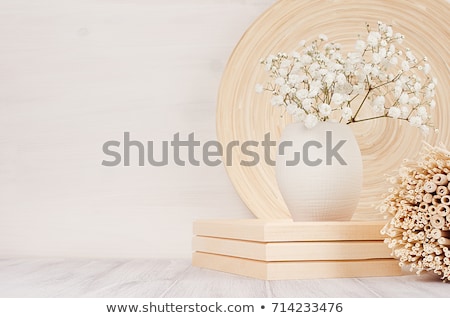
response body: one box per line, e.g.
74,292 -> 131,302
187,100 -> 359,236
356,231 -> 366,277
256,22 -> 437,135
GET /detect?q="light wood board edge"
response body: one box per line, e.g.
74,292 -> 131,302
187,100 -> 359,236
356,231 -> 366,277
193,236 -> 393,261
193,219 -> 387,241
192,252 -> 404,280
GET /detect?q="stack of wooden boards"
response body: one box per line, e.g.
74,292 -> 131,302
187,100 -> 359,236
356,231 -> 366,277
192,219 -> 404,280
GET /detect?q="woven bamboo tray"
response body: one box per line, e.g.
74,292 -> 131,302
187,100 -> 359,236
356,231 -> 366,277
216,0 -> 450,220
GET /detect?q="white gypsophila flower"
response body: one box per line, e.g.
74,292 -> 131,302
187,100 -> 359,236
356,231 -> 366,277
424,63 -> 431,74
378,72 -> 387,82
413,82 -> 422,92
298,75 -> 308,83
353,83 -> 365,94
372,95 -> 386,107
332,93 -> 345,105
293,108 -> 307,122
318,69 -> 328,78
335,82 -> 352,95
291,62 -> 302,73
280,59 -> 292,69
295,88 -> 308,100
372,52 -> 382,64
401,60 -> 410,72
417,106 -> 427,118
394,86 -> 403,98
255,83 -> 264,94
341,107 -> 353,121
298,40 -> 306,47
310,80 -> 322,90
288,74 -> 300,84
271,95 -> 284,106
318,103 -> 332,117
300,55 -> 312,65
275,77 -> 285,86
420,125 -> 430,136
399,75 -> 409,85
371,66 -> 380,77
308,80 -> 322,97
308,86 -> 320,98
388,106 -> 401,119
319,33 -> 328,41
286,103 -> 298,115
386,26 -> 393,37
346,53 -> 361,69
363,63 -> 372,75
388,43 -> 396,55
355,40 -> 366,52
280,68 -> 289,77
332,63 -> 344,72
389,56 -> 398,65
372,104 -> 384,114
336,73 -> 347,85
400,106 -> 410,119
367,31 -> 381,47
372,95 -> 385,114
409,116 -> 422,127
304,114 -> 319,128
430,100 -> 436,109
280,85 -> 291,95
302,98 -> 313,111
378,21 -> 386,31
406,50 -> 416,62
425,88 -> 434,100
399,92 -> 409,105
408,96 -> 420,107
324,72 -> 336,87
356,71 -> 366,83
380,39 -> 387,47
309,62 -> 320,73
266,54 -> 276,64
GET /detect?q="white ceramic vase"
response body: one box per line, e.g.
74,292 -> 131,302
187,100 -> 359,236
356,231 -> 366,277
275,121 -> 363,221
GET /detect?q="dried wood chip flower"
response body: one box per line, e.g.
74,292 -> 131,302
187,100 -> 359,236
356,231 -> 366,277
380,144 -> 450,282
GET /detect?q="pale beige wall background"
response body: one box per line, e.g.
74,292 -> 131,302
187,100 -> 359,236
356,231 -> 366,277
0,0 -> 275,259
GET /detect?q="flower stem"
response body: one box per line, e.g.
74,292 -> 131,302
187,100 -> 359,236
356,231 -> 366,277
350,88 -> 372,122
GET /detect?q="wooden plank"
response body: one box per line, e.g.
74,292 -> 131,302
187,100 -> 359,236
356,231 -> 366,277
193,236 -> 392,261
193,219 -> 387,242
192,252 -> 403,280
0,258 -> 191,297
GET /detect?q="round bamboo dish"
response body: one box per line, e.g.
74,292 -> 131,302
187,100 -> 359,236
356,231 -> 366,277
216,0 -> 450,220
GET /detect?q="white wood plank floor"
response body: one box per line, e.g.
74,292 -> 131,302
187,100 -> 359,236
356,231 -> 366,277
0,258 -> 448,297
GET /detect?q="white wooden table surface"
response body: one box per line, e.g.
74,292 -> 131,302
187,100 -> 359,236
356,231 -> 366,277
0,258 -> 448,297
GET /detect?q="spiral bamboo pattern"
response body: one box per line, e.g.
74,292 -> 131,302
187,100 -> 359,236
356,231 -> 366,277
216,0 -> 449,220
381,144 -> 450,281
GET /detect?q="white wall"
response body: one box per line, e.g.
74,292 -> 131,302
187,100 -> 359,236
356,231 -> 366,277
0,0 -> 275,259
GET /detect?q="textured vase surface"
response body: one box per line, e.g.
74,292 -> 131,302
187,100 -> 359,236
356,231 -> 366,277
276,122 -> 363,221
